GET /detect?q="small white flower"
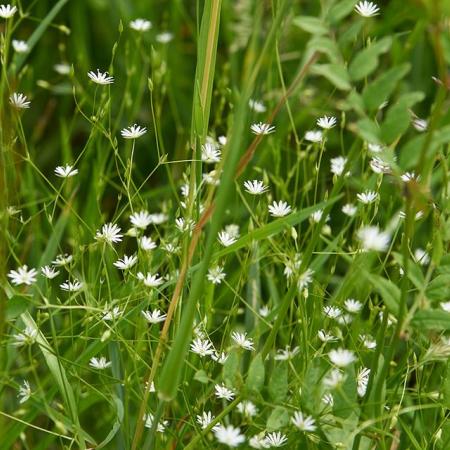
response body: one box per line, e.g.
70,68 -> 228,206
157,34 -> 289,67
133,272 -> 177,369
9,92 -> 30,109
211,351 -> 229,364
368,142 -> 383,153
176,217 -> 195,233
141,309 -> 167,324
113,254 -> 137,270
440,302 -> 450,313
310,209 -> 326,223
41,265 -> 60,279
95,223 -> 123,244
214,424 -> 245,447
249,99 -> 267,113
370,157 -> 390,174
237,400 -> 258,417
354,1 -> 380,17
291,411 -> 316,432
231,331 -> 255,351
89,356 -> 111,369
121,124 -> 147,139
274,345 -> 300,361
207,266 -> 226,284
54,164 -> 78,178
259,305 -> 270,317
324,306 -> 341,319
218,231 -> 237,247
87,69 -> 114,85
156,32 -> 173,43
130,18 -> 152,31
298,268 -> 314,290
203,169 -> 220,185
344,298 -> 363,313
304,130 -> 323,143
197,411 -> 215,429
357,226 -> 390,252
0,4 -> 17,18
244,180 -> 269,195
318,329 -> 337,343
139,236 -> 157,251
54,63 -> 71,75
357,190 -> 378,204
329,348 -> 356,367
130,210 -> 152,229
137,272 -> 164,287
102,306 -> 122,321
317,115 -> 337,129
412,118 -> 428,132
249,433 -> 268,449
360,334 -> 377,349
401,171 -> 419,182
143,413 -> 168,432
357,367 -> 371,397
251,122 -> 275,135
17,380 -> 32,404
190,338 -> 215,357
322,393 -> 334,406
8,265 -> 37,286
264,431 -> 288,447
148,213 -> 168,224
52,253 -> 73,266
268,200 -> 292,217
12,39 -> 28,53
342,203 -> 357,217
336,313 -> 353,325
214,383 -> 235,401
330,156 -> 348,176
414,248 -> 430,266
323,368 -> 345,388
60,280 -> 83,292
201,142 -> 221,163
13,326 -> 37,346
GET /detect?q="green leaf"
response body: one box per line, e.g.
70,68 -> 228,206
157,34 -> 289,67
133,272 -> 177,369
327,0 -> 357,24
362,63 -> 411,110
246,353 -> 265,393
366,274 -> 400,314
307,36 -> 341,64
6,296 -> 30,320
194,370 -> 209,384
292,16 -> 328,35
312,63 -> 352,90
223,350 -> 240,387
96,397 -> 124,449
266,406 -> 289,431
349,37 -> 392,81
392,252 -> 425,291
355,118 -> 381,143
411,310 -> 450,331
268,363 -> 288,403
426,275 -> 450,301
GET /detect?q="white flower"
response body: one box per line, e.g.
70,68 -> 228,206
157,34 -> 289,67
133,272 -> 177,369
89,356 -> 111,369
323,368 -> 345,388
249,99 -> 267,113
310,209 -> 325,223
225,224 -> 240,239
13,326 -> 37,346
12,39 -> 28,53
237,400 -> 258,417
414,248 -> 430,266
370,157 -> 390,174
214,424 -> 245,447
88,69 -> 114,85
197,411 -> 215,429
401,171 -> 419,182
201,142 -> 221,163
218,231 -> 237,247
130,18 -> 152,31
298,268 -> 314,290
113,254 -> 137,270
357,190 -> 378,204
207,266 -> 226,284
17,380 -> 32,403
176,217 -> 195,233
203,170 -> 220,185
268,200 -> 291,217
344,298 -> 363,313
412,118 -> 428,132
214,383 -> 235,401
329,348 -> 356,367
354,1 -> 380,17
337,313 -> 353,325
357,226 -> 390,252
259,305 -> 270,317
291,411 -> 316,432
274,345 -> 300,361
8,265 -> 37,286
41,265 -> 60,279
360,334 -> 377,350
231,331 -> 255,351
251,122 -> 275,135
318,329 -> 337,343
324,305 -> 341,319
264,431 -> 288,447
317,115 -> 337,129
304,130 -> 323,143
60,280 -> 83,292
440,302 -> 450,313
357,367 -> 371,397
0,4 -> 17,18
244,180 -> 269,195
141,309 -> 167,324
368,142 -> 383,153
9,92 -> 30,108
148,212 -> 168,224
249,433 -> 268,449
95,223 -> 123,244
342,203 -> 357,217
54,164 -> 78,178
121,124 -> 147,139
130,210 -> 152,229
190,338 -> 215,357
54,63 -> 71,75
322,393 -> 334,406
218,135 -> 227,146
156,32 -> 174,43
52,253 -> 73,266
143,413 -> 168,432
330,156 -> 347,176
139,236 -> 157,251
102,306 -> 122,321
211,351 -> 229,364
137,272 -> 164,287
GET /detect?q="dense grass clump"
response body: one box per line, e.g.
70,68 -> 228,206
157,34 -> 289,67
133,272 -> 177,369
1,1 -> 450,449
